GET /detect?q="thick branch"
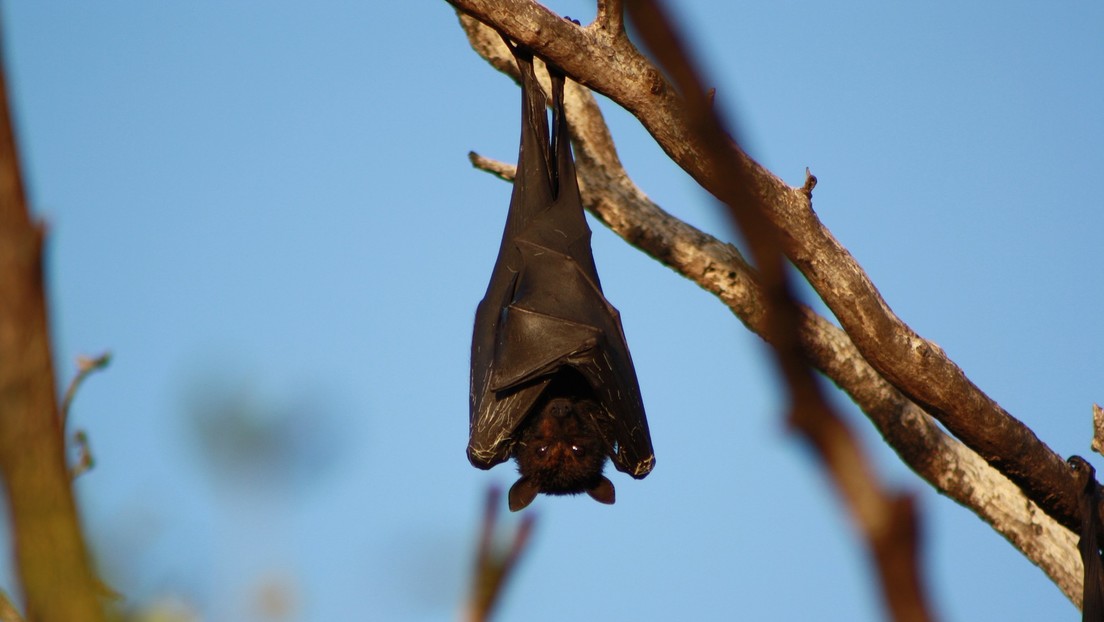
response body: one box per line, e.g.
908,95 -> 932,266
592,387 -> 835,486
446,0 -> 1084,553
0,37 -> 105,622
457,14 -> 1082,605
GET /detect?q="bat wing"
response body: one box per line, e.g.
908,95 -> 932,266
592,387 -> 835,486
469,44 -> 654,480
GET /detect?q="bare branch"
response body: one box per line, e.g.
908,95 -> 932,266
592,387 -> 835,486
459,14 -> 1082,605
447,0 -> 1085,568
467,152 -> 516,182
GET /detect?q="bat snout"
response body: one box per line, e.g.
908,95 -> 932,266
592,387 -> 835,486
545,398 -> 575,419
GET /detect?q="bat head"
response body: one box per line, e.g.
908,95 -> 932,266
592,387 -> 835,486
508,384 -> 616,511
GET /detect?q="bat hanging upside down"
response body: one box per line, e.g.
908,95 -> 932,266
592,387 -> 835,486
468,40 -> 655,511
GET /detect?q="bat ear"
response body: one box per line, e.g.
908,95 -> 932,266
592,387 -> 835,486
508,476 -> 541,512
586,476 -> 616,505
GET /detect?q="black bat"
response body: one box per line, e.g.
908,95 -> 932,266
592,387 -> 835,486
1069,456 -> 1104,621
468,42 -> 654,511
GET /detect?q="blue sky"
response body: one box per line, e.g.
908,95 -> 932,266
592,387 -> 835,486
2,1 -> 1102,620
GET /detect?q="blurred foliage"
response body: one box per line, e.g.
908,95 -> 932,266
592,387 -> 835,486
109,597 -> 199,622
181,370 -> 346,498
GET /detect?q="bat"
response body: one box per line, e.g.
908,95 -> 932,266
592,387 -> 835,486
1069,456 -> 1104,621
468,41 -> 654,511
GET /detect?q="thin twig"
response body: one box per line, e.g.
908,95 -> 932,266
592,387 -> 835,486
59,352 -> 110,480
59,352 -> 112,430
468,152 -> 515,182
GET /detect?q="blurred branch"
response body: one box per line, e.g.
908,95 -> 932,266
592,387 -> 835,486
463,487 -> 536,622
0,589 -> 24,622
0,30 -> 106,622
457,8 -> 1081,607
624,1 -> 931,619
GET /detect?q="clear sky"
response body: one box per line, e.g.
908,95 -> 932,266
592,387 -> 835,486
2,1 -> 1102,621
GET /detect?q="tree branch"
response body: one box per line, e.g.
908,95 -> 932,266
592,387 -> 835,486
0,33 -> 105,622
456,12 -> 1082,605
446,0 -> 1087,582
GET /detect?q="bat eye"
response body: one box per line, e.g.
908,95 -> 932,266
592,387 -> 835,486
571,444 -> 581,453
538,445 -> 549,454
